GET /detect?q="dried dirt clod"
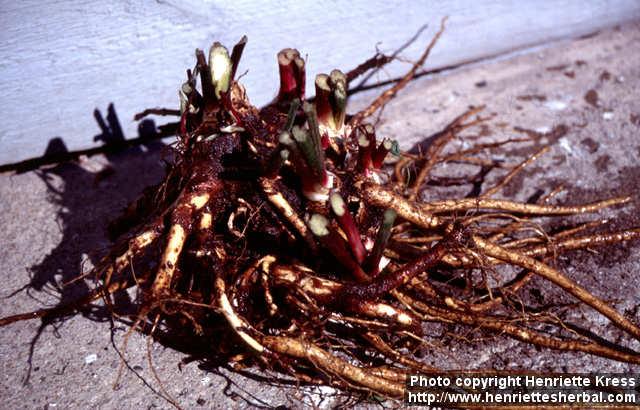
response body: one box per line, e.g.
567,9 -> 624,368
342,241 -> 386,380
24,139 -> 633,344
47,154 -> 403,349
517,94 -> 547,102
581,137 -> 600,153
584,89 -> 600,107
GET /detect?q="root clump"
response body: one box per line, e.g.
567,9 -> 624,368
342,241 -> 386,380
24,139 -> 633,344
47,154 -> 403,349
3,21 -> 640,403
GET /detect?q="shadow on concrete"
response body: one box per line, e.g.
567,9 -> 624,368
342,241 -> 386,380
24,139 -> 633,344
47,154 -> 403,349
17,104 -> 169,383
28,104 -> 167,306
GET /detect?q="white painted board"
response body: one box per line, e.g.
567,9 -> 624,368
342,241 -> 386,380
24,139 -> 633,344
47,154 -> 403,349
1,0 -> 639,164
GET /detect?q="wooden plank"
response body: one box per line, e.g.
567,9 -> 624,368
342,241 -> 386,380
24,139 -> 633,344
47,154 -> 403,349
1,0 -> 639,165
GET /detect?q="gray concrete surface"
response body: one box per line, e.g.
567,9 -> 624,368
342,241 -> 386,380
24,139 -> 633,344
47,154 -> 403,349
1,21 -> 640,409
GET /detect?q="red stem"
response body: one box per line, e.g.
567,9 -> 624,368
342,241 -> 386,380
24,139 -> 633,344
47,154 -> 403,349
364,209 -> 396,276
277,49 -> 305,103
339,236 -> 451,305
321,230 -> 370,282
195,49 -> 215,107
357,125 -> 376,172
371,138 -> 393,169
229,35 -> 247,80
314,74 -> 332,126
308,214 -> 370,282
330,193 -> 367,264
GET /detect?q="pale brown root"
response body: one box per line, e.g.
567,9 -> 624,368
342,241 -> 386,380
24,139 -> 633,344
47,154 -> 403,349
151,192 -> 210,295
469,214 -> 548,247
102,228 -> 160,290
328,313 -> 392,330
552,219 -> 608,239
418,227 -> 639,313
406,272 -> 497,312
270,264 -> 415,327
473,236 -> 640,341
260,177 -> 317,251
408,127 -> 457,200
541,184 -> 566,203
261,335 -> 405,397
349,17 -> 447,128
146,315 -> 184,410
199,212 -> 212,230
443,226 -> 639,269
64,223 -> 161,288
0,274 -> 136,327
406,276 -> 440,299
405,260 -> 509,313
464,212 -> 531,227
392,235 -> 442,244
484,189 -> 561,245
152,225 -> 187,294
260,270 -> 278,316
440,271 -> 535,313
395,291 -> 640,364
481,145 -> 550,198
253,255 -> 279,316
133,107 -> 181,121
362,183 -> 442,228
521,228 -> 640,257
446,156 -> 504,167
363,332 -> 438,372
113,228 -> 160,271
440,137 -> 531,163
368,366 -> 408,383
358,301 -> 415,327
502,236 -> 546,249
419,195 -> 630,215
362,181 -> 619,235
408,105 -> 486,200
271,264 -> 342,298
214,276 -> 265,353
233,257 -> 265,292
